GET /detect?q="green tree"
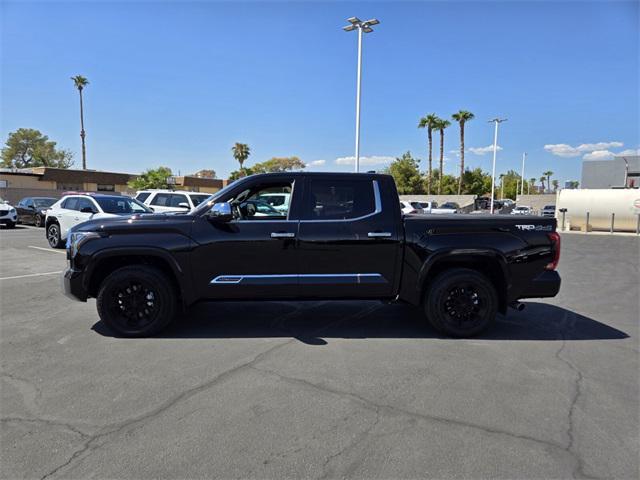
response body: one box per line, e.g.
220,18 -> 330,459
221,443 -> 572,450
128,166 -> 173,190
543,170 -> 553,192
384,151 -> 425,195
461,168 -> 492,196
451,110 -> 475,195
252,156 -> 305,173
529,177 -> 537,194
552,179 -> 559,192
1,128 -> 74,168
418,113 -> 439,194
433,117 -> 451,194
71,75 -> 89,169
232,143 -> 251,174
539,176 -> 547,191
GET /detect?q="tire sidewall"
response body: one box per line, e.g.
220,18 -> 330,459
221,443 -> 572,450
96,266 -> 176,337
34,215 -> 42,227
425,268 -> 498,338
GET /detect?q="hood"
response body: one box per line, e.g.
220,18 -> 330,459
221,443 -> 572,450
73,213 -> 195,234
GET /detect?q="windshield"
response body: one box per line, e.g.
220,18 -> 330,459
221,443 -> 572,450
441,203 -> 458,209
34,198 -> 55,208
192,178 -> 249,214
189,194 -> 212,207
94,196 -> 152,215
544,205 -> 555,209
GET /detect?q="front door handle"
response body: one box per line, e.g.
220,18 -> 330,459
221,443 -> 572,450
368,232 -> 392,238
271,232 -> 295,239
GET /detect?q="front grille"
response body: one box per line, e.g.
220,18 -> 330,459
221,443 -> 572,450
0,210 -> 8,217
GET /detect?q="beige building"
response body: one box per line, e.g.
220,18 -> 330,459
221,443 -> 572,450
0,167 -> 225,204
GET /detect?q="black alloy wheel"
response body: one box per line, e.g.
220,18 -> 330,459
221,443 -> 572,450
424,268 -> 498,337
97,266 -> 176,337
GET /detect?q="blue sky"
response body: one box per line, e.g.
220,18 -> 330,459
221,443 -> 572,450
2,1 -> 638,183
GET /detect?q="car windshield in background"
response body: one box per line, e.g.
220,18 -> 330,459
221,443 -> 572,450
441,203 -> 459,209
94,197 -> 152,215
544,205 -> 555,209
189,194 -> 211,207
34,198 -> 55,208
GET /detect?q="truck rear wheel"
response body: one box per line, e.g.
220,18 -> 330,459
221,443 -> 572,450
96,266 -> 176,337
424,268 -> 498,337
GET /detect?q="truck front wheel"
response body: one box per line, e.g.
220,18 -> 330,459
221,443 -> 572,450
96,266 -> 176,337
424,268 -> 498,337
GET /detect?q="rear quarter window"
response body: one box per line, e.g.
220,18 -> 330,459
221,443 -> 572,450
136,192 -> 151,203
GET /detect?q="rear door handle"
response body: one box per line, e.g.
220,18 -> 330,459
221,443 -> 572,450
368,232 -> 392,238
271,232 -> 295,238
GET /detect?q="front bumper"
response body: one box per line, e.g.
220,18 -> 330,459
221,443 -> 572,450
521,270 -> 561,298
62,267 -> 88,302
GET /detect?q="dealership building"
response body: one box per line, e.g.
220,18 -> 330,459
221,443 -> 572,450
0,167 -> 226,204
581,155 -> 640,189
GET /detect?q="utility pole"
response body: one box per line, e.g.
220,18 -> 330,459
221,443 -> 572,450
488,118 -> 507,213
343,17 -> 379,173
520,152 -> 526,196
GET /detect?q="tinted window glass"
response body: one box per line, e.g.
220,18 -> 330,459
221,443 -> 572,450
34,198 -> 55,208
169,194 -> 188,207
150,193 -> 171,206
136,192 -> 151,202
77,198 -> 97,213
303,180 -> 375,220
189,194 -> 210,206
62,197 -> 80,211
95,197 -> 150,214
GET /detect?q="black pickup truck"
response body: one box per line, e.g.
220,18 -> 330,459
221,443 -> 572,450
63,172 -> 561,337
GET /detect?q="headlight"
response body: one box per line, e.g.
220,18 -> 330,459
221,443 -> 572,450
67,231 -> 101,257
9,208 -> 15,214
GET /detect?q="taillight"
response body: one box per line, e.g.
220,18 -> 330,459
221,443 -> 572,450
546,232 -> 561,270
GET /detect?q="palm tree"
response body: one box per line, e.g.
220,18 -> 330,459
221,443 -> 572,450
434,118 -> 451,195
232,143 -> 251,174
529,177 -> 536,195
451,110 -> 474,194
539,176 -> 547,192
418,113 -> 439,194
71,75 -> 89,169
543,170 -> 553,192
552,179 -> 559,192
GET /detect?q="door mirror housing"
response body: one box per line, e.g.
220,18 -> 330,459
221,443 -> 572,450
207,202 -> 233,222
80,206 -> 96,214
177,202 -> 190,209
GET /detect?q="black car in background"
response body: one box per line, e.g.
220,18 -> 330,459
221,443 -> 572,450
16,197 -> 57,227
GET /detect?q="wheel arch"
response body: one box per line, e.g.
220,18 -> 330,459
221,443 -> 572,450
85,248 -> 193,308
419,250 -> 510,314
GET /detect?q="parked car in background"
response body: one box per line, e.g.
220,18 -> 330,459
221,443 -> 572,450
135,190 -> 211,213
541,205 -> 556,217
499,199 -> 515,207
412,201 -> 437,213
16,197 -> 57,227
511,206 -> 532,215
256,192 -> 290,213
432,202 -> 459,214
400,201 -> 423,215
0,198 -> 18,228
46,194 -> 152,248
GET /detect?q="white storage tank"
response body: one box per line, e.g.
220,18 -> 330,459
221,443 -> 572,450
557,189 -> 640,232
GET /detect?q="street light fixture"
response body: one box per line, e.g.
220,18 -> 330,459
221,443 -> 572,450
343,16 -> 380,173
488,118 -> 507,214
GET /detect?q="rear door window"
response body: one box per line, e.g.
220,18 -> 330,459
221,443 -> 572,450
150,193 -> 171,207
169,194 -> 188,207
303,179 -> 375,220
62,197 -> 80,211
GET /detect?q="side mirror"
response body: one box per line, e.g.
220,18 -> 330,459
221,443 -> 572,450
28,205 -> 36,210
148,207 -> 155,212
207,202 -> 233,222
178,202 -> 190,209
80,207 -> 96,214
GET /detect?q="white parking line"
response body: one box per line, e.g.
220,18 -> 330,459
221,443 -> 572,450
0,271 -> 62,281
28,246 -> 66,254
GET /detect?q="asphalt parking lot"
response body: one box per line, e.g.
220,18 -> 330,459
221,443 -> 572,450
1,226 -> 638,479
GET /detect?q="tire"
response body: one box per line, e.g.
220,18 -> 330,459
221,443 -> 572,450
424,268 -> 498,338
34,215 -> 43,228
96,266 -> 176,337
46,222 -> 64,248
6,221 -> 16,229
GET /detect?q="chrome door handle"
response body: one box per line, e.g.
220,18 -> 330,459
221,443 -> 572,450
368,232 -> 392,238
271,232 -> 295,238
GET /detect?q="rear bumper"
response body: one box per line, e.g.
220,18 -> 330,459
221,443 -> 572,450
62,267 -> 88,302
520,270 -> 561,299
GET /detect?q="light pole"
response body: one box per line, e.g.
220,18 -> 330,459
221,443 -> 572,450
488,118 -> 507,213
520,152 -> 526,196
343,17 -> 379,173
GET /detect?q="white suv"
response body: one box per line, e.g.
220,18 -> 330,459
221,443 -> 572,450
45,194 -> 151,248
135,190 -> 212,213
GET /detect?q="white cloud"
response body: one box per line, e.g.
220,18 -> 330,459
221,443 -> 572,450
583,150 -> 615,161
307,159 -> 326,167
617,149 -> 640,156
544,141 -> 624,157
468,145 -> 503,155
335,155 -> 395,166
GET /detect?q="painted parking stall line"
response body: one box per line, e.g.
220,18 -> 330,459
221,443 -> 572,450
0,271 -> 62,281
28,246 -> 66,255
